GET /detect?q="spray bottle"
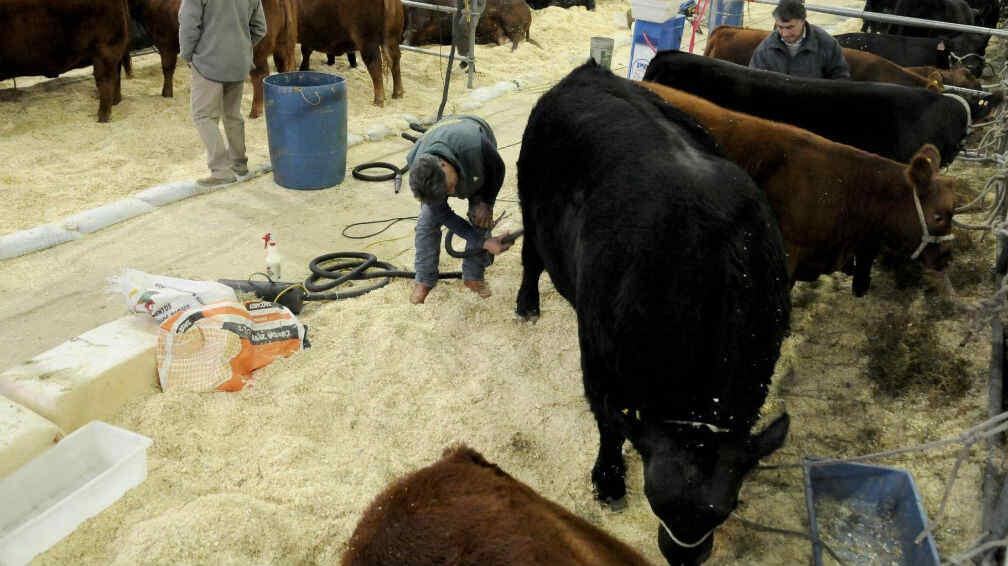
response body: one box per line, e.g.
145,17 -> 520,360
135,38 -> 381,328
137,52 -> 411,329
262,232 -> 283,280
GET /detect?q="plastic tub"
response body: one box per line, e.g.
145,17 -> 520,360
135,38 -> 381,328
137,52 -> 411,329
804,459 -> 940,566
0,421 -> 153,565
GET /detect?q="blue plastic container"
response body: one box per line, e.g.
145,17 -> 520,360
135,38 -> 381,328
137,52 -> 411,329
706,0 -> 744,29
804,460 -> 940,566
263,71 -> 347,190
628,16 -> 686,80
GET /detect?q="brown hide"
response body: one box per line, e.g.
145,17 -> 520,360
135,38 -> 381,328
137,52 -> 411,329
908,65 -> 982,90
342,445 -> 654,566
403,0 -> 533,51
0,0 -> 129,122
705,25 -> 942,90
249,0 -> 299,118
126,0 -> 181,97
298,0 -> 404,106
640,81 -> 959,295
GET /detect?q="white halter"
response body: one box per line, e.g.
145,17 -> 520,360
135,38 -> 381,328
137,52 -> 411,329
660,519 -> 716,549
942,92 -> 973,135
909,168 -> 955,260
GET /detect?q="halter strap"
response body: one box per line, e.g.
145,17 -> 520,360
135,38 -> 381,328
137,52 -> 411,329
910,178 -> 955,260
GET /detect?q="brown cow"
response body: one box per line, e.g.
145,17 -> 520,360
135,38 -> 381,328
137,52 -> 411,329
125,0 -> 181,97
403,0 -> 537,54
641,81 -> 960,296
298,0 -> 404,106
342,445 -> 654,566
125,0 -> 296,116
705,25 -> 942,90
0,0 -> 128,122
908,65 -> 983,90
249,0 -> 298,118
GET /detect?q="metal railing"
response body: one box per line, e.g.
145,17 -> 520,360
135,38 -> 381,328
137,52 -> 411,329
400,0 -> 485,88
749,0 -> 1008,37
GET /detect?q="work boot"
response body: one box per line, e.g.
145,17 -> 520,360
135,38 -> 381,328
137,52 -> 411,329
464,280 -> 491,299
197,174 -> 236,189
410,283 -> 432,304
233,165 -> 251,180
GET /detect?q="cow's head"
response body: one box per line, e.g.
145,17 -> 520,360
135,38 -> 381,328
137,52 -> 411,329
945,35 -> 989,78
614,409 -> 790,565
899,145 -> 958,272
945,67 -> 982,91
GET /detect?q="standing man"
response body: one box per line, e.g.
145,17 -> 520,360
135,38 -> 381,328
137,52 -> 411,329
179,0 -> 267,188
749,0 -> 850,79
407,115 -> 514,304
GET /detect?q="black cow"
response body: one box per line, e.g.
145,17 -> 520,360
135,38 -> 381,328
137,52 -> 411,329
516,61 -> 791,565
861,0 -> 898,32
642,50 -> 998,166
836,32 -> 953,68
888,0 -> 989,76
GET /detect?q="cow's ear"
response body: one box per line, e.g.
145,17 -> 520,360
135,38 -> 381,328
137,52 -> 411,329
907,145 -> 941,191
747,413 -> 789,460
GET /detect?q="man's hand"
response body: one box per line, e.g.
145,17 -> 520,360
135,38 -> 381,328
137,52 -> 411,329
471,202 -> 493,229
482,232 -> 514,255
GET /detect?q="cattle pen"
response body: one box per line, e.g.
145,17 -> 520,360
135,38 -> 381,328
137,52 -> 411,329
2,0 -> 1008,564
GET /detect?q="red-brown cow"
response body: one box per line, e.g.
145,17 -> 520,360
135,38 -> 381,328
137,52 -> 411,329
0,0 -> 128,122
126,0 -> 296,117
642,81 -> 960,297
403,0 -> 537,54
342,445 -> 654,566
125,0 -> 180,97
298,0 -> 404,106
908,65 -> 983,90
705,26 -> 943,90
249,0 -> 298,118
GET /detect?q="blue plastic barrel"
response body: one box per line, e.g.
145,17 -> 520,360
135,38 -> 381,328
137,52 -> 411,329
263,72 -> 347,190
707,0 -> 744,29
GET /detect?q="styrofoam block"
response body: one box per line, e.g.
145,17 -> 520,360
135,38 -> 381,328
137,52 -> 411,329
0,316 -> 159,434
62,198 -> 155,234
0,224 -> 81,261
365,125 -> 393,141
0,397 -> 61,479
348,133 -> 365,147
134,181 -> 199,207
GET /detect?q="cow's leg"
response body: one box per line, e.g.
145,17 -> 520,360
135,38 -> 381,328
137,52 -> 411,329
113,54 -> 123,105
360,44 -> 385,106
162,50 -> 177,98
122,53 -> 134,79
384,42 -> 403,99
347,52 -> 358,68
249,53 -> 269,119
299,45 -> 312,71
587,390 -> 627,506
516,233 -> 544,321
274,37 -> 297,73
852,243 -> 880,297
93,53 -> 116,122
326,52 -> 336,65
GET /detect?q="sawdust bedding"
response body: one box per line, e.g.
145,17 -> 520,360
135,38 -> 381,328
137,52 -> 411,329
35,154 -> 1004,566
12,2 -> 1004,564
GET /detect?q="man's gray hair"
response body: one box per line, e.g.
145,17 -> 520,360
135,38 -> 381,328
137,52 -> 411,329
773,0 -> 806,20
410,154 -> 448,203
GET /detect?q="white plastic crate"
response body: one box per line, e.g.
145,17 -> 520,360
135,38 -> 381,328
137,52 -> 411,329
630,0 -> 678,23
0,421 -> 152,565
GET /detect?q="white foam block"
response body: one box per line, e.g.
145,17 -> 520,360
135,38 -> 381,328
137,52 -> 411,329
0,397 -> 61,478
0,316 -> 159,434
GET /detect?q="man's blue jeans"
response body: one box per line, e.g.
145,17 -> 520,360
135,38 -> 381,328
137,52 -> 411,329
414,201 -> 491,287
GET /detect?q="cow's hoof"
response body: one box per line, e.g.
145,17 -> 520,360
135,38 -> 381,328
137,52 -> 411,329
249,110 -> 262,119
97,114 -> 111,123
516,307 -> 540,322
601,496 -> 627,511
592,464 -> 627,504
373,99 -> 385,107
162,88 -> 173,98
392,91 -> 404,99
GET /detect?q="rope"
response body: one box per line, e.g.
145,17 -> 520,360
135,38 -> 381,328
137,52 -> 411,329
729,513 -> 849,565
341,217 -> 417,239
943,537 -> 1008,564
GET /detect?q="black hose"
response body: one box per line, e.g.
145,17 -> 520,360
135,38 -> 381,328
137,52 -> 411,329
303,252 -> 461,301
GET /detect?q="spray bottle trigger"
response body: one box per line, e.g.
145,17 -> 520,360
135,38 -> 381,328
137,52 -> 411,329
394,173 -> 403,194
